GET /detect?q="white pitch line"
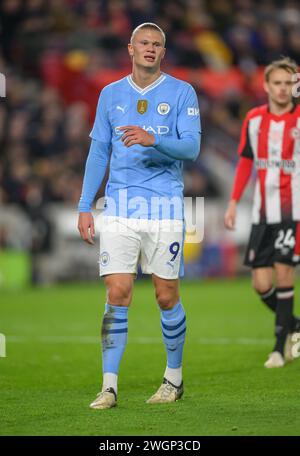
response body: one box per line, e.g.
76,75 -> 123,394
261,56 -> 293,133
6,336 -> 273,345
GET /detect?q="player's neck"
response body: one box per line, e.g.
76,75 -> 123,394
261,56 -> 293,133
268,100 -> 294,116
131,67 -> 162,89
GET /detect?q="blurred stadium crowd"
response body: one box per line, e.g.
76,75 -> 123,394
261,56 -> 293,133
1,0 -> 300,211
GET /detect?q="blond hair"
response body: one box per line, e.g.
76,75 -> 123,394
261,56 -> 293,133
130,23 -> 166,46
264,57 -> 298,81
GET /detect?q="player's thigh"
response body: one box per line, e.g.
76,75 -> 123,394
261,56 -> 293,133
244,224 -> 274,268
274,262 -> 295,288
141,219 -> 184,280
251,267 -> 274,293
99,216 -> 141,276
104,273 -> 135,307
152,275 -> 180,310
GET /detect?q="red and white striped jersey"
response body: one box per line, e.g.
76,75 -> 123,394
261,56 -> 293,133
238,104 -> 300,224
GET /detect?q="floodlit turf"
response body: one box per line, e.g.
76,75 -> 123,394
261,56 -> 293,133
1,278 -> 300,436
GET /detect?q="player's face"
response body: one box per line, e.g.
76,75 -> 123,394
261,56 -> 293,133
264,68 -> 294,107
128,29 -> 166,71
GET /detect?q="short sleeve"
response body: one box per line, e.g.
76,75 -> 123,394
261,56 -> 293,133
176,84 -> 201,137
90,88 -> 112,143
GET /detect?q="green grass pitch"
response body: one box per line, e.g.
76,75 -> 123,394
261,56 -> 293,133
1,278 -> 300,436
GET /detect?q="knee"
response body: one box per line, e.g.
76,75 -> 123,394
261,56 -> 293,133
275,264 -> 294,288
156,288 -> 179,310
252,277 -> 272,295
106,282 -> 132,306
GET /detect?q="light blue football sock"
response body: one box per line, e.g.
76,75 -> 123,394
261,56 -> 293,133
160,300 -> 186,370
102,303 -> 128,375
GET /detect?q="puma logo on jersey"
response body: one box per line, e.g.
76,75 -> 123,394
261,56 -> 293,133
117,105 -> 126,113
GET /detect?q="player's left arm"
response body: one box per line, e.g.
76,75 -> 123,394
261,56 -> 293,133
152,83 -> 201,161
120,84 -> 201,161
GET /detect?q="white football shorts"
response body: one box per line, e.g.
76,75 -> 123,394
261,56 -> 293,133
98,216 -> 184,279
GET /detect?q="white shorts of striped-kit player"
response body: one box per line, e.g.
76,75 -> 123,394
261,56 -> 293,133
98,216 -> 184,279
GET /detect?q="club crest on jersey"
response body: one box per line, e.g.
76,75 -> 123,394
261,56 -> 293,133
290,127 -> 300,140
137,100 -> 148,114
157,102 -> 170,115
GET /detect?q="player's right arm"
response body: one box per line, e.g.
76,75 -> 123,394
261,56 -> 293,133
78,88 -> 112,245
224,112 -> 254,230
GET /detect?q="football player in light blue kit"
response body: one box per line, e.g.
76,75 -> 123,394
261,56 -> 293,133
78,23 -> 201,409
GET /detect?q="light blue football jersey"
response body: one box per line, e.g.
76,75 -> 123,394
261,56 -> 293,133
90,73 -> 201,219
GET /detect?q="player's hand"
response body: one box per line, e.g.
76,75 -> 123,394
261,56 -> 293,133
224,200 -> 237,230
78,212 -> 95,245
119,125 -> 155,147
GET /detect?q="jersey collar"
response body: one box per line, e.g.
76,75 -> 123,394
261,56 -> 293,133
267,102 -> 297,120
127,73 -> 166,95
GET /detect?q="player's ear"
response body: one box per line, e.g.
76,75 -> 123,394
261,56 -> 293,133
263,80 -> 269,94
161,48 -> 166,59
128,43 -> 134,57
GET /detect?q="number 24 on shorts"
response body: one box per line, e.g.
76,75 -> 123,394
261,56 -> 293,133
274,229 -> 295,250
